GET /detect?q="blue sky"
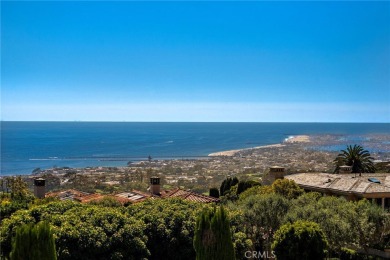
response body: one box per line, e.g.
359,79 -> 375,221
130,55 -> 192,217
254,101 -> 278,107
1,1 -> 389,122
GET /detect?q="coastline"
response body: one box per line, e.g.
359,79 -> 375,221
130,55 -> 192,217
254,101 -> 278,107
3,130 -> 389,175
208,135 -> 310,157
284,135 -> 310,143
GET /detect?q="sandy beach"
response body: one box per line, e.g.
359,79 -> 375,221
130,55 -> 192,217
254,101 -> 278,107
284,135 -> 311,143
208,135 -> 310,157
209,144 -> 286,157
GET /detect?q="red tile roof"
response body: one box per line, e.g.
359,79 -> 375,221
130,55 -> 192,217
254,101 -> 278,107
164,188 -> 220,203
46,187 -> 219,204
75,193 -> 103,203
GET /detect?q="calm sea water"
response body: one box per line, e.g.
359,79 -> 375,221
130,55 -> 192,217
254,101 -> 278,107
1,122 -> 389,175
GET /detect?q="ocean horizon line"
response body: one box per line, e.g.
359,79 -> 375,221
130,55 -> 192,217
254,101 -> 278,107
1,121 -> 389,124
2,122 -> 389,175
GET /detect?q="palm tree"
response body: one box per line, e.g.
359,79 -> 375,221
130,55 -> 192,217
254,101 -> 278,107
334,145 -> 375,175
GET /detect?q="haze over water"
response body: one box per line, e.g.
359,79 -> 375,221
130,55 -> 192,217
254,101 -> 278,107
1,122 -> 389,175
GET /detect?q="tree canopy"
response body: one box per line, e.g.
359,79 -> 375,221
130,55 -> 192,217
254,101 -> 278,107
1,176 -> 389,260
1,201 -> 149,260
271,179 -> 304,200
220,177 -> 239,196
240,193 -> 290,251
272,220 -> 328,260
127,198 -> 207,260
334,145 -> 375,174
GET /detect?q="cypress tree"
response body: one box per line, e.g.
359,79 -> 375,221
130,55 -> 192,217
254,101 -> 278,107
194,206 -> 235,260
220,177 -> 238,196
236,180 -> 260,195
220,178 -> 228,196
10,221 -> 57,260
209,188 -> 220,198
231,177 -> 239,187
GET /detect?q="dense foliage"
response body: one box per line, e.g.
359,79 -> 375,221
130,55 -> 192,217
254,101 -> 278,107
10,221 -> 57,260
236,180 -> 260,195
284,193 -> 354,254
127,198 -> 207,260
272,220 -> 328,260
0,195 -> 32,221
1,198 -> 209,260
237,178 -> 303,201
1,176 -> 29,200
271,179 -> 304,199
240,193 -> 290,251
0,177 -> 34,220
209,188 -> 220,198
194,206 -> 235,260
220,177 -> 239,196
1,201 -> 149,259
1,176 -> 389,260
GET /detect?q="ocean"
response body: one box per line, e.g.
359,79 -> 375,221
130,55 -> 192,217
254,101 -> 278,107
1,122 -> 389,175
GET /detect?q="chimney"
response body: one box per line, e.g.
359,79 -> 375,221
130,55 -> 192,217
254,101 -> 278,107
150,177 -> 160,195
269,166 -> 285,180
262,166 -> 285,185
339,165 -> 352,174
34,178 -> 46,199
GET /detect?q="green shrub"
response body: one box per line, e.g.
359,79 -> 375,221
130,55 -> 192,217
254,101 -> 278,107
272,220 -> 327,260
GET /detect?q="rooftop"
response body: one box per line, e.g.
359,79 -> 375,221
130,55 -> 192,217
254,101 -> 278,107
46,189 -> 102,202
285,173 -> 390,196
163,188 -> 220,203
45,187 -> 219,204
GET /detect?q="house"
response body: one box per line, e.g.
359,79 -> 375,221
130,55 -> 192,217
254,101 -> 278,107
285,172 -> 390,210
260,166 -> 390,210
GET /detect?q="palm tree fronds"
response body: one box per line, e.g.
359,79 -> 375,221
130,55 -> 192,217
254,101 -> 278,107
333,145 -> 375,175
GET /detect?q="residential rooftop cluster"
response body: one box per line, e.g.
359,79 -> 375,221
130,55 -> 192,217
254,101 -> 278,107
44,176 -> 220,204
